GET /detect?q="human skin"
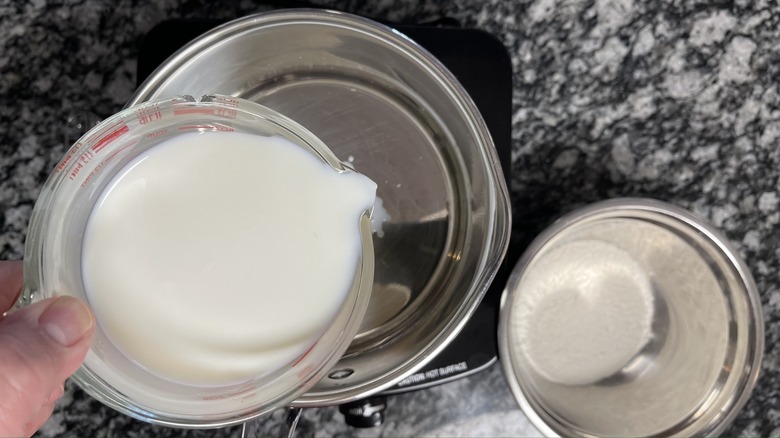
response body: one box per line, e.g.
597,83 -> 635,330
0,261 -> 95,437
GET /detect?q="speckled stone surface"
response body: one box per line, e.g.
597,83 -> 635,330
2,0 -> 779,436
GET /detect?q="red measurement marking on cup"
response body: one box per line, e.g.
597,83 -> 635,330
80,141 -> 137,188
173,107 -> 237,119
297,364 -> 315,379
292,341 -> 318,368
84,119 -> 125,146
146,129 -> 168,139
68,150 -> 95,181
102,141 -> 136,166
92,124 -> 130,153
137,103 -> 162,125
55,142 -> 83,173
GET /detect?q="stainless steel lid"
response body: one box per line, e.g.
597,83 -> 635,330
498,198 -> 763,437
128,9 -> 511,405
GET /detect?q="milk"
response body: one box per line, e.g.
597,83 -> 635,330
82,131 -> 376,386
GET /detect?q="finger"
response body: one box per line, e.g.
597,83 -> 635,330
0,261 -> 23,313
24,399 -> 57,438
47,383 -> 65,404
0,296 -> 94,437
17,382 -> 63,438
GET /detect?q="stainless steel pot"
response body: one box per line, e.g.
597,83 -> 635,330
499,199 -> 764,437
128,9 -> 511,406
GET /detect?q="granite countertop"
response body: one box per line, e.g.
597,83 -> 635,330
2,0 -> 779,436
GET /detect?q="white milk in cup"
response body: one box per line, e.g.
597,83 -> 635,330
21,96 -> 377,426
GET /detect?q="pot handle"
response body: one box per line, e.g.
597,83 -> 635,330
241,408 -> 302,438
280,407 -> 303,438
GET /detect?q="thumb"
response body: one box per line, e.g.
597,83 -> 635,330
0,296 -> 95,437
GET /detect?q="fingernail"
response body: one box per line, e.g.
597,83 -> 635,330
38,296 -> 94,347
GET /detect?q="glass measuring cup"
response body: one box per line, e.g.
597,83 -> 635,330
20,95 -> 375,428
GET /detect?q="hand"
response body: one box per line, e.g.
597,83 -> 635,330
0,261 -> 95,437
